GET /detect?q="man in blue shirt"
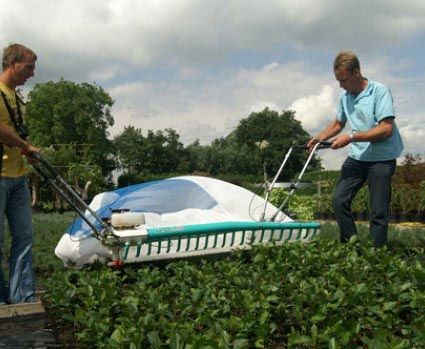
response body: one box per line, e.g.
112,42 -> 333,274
308,51 -> 404,247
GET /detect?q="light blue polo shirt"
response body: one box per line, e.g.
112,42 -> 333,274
336,79 -> 404,161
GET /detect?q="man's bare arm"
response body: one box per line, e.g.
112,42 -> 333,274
307,119 -> 346,150
0,124 -> 39,154
331,117 -> 394,149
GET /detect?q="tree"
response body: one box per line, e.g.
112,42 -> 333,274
113,126 -> 145,173
394,153 -> 425,186
26,80 -> 114,173
231,107 -> 321,180
113,126 -> 186,176
25,145 -> 105,209
25,80 -> 115,206
186,108 -> 321,181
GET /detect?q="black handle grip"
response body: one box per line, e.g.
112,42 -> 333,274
316,141 -> 333,149
302,141 -> 333,150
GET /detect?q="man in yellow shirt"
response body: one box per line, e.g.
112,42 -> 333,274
0,43 -> 40,304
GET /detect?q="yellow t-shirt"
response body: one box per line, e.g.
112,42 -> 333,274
0,81 -> 26,177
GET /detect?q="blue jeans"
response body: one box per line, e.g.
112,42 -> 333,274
333,157 -> 396,247
0,176 -> 35,304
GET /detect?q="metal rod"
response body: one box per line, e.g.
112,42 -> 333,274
268,141 -> 333,222
260,145 -> 294,221
31,153 -> 110,240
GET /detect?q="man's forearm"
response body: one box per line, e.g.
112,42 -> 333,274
0,125 -> 30,149
307,119 -> 345,151
351,119 -> 393,142
330,118 -> 394,149
314,120 -> 345,141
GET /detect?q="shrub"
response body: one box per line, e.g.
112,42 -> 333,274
352,186 -> 370,213
269,188 -> 319,220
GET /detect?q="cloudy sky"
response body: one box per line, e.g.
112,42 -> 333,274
1,0 -> 424,169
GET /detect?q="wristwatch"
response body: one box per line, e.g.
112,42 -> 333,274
349,133 -> 354,142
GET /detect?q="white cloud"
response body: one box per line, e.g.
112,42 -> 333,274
107,60 -> 330,143
398,118 -> 425,157
2,0 -> 425,169
107,52 -> 425,164
89,66 -> 125,82
248,102 -> 281,114
289,85 -> 337,135
1,0 -> 425,82
319,148 -> 350,170
288,85 -> 352,170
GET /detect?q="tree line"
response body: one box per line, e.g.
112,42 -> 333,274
24,80 -> 321,209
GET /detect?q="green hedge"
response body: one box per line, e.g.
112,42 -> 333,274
300,163 -> 425,215
303,169 -> 340,184
269,189 -> 320,220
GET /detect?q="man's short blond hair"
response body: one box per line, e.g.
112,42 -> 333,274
2,43 -> 37,71
333,51 -> 360,74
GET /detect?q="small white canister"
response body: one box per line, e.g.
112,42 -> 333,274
111,211 -> 145,228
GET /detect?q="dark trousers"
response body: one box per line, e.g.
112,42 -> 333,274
333,157 -> 396,247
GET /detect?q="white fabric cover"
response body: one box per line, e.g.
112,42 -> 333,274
55,176 -> 290,266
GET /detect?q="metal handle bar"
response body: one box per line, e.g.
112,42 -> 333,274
290,141 -> 333,150
314,141 -> 333,149
260,141 -> 333,221
31,152 -> 110,240
267,141 -> 332,190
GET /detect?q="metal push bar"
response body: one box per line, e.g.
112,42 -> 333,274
31,152 -> 116,243
261,141 -> 333,222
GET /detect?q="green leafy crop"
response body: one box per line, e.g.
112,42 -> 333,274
43,237 -> 425,348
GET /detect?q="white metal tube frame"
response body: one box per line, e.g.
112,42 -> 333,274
261,141 -> 332,222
